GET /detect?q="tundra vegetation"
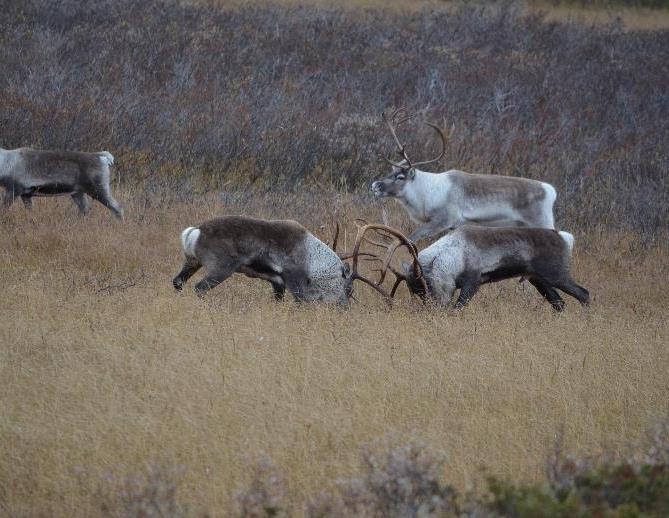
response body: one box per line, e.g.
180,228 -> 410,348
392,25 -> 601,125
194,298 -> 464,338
1,0 -> 668,516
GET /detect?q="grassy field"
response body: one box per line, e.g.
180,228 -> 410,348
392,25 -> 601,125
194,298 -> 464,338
2,0 -> 668,514
1,193 -> 668,515
199,0 -> 669,29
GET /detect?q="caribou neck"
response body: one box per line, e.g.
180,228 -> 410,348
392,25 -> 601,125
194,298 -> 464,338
397,169 -> 450,223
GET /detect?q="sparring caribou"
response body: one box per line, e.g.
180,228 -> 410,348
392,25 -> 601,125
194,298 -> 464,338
0,147 -> 124,219
371,110 -> 556,242
171,216 -> 408,305
352,223 -> 590,311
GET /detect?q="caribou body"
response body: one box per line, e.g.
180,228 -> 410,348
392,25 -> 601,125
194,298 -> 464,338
371,111 -> 556,241
0,147 -> 123,219
172,216 -> 355,305
399,226 -> 589,311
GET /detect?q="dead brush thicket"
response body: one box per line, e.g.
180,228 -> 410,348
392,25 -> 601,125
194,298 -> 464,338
2,0 -> 669,235
0,193 -> 667,515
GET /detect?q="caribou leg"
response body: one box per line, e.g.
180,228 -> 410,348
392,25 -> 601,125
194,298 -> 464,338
553,278 -> 590,306
89,185 -> 124,220
193,261 -> 240,295
172,256 -> 202,291
2,191 -> 16,209
529,278 -> 565,311
21,194 -> 33,209
271,282 -> 286,301
71,192 -> 90,215
454,277 -> 480,309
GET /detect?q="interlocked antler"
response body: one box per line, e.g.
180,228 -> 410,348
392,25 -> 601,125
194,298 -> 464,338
331,221 -> 340,253
331,221 -> 377,262
382,108 -> 448,170
347,221 -> 428,300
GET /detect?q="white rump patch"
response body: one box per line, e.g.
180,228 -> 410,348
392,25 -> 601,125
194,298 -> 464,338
542,182 -> 557,206
181,227 -> 200,257
99,151 -> 114,166
558,231 -> 575,253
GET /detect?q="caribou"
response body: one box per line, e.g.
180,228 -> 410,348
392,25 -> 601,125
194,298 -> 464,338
351,223 -> 590,311
0,147 -> 124,219
371,110 -> 556,242
171,216 -> 411,305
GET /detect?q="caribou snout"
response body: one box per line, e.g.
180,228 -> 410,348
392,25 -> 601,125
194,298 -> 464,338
371,180 -> 386,196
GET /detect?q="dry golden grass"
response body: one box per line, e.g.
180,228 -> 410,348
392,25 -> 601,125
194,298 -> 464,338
193,0 -> 669,30
536,2 -> 669,30
1,192 -> 668,515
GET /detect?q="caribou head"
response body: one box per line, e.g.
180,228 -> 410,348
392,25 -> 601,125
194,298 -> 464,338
371,109 -> 447,199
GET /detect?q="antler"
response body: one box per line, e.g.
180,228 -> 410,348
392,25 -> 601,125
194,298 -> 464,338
411,122 -> 447,167
331,220 -> 377,261
382,109 -> 413,169
331,221 -> 340,253
382,109 -> 448,170
347,222 -> 428,300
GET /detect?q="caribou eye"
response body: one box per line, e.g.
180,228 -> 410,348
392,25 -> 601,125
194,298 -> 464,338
395,173 -> 405,181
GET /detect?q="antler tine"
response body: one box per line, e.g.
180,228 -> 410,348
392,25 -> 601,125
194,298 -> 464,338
375,241 -> 402,285
412,122 -> 448,168
350,272 -> 392,301
331,222 -> 340,252
363,234 -> 393,248
369,260 -> 410,298
338,251 -> 378,261
394,112 -> 420,127
382,109 -> 413,169
348,221 -> 394,299
384,107 -> 407,124
354,217 -> 369,229
368,258 -> 411,298
383,114 -> 406,152
347,224 -> 427,301
350,224 -> 371,275
383,155 -> 410,169
364,224 -> 428,297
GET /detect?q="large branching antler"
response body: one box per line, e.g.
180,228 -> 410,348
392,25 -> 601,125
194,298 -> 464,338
382,108 -> 448,170
330,220 -> 376,261
346,221 -> 428,301
411,122 -> 447,167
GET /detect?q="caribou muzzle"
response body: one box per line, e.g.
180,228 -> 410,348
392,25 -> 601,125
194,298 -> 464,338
371,180 -> 390,197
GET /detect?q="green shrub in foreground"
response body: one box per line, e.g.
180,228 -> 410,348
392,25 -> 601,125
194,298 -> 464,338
486,461 -> 669,517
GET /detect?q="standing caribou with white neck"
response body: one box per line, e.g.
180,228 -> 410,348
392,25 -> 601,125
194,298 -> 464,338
0,147 -> 124,219
371,110 -> 556,242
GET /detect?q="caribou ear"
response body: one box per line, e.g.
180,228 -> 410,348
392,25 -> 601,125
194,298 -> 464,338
401,261 -> 413,275
408,168 -> 416,179
342,263 -> 351,278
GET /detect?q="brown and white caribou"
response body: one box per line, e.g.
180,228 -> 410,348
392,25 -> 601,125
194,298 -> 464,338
348,223 -> 590,311
371,110 -> 556,242
171,216 -> 411,305
0,147 -> 123,219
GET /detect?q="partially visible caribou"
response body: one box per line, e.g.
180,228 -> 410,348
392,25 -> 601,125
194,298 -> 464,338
371,110 -> 556,241
0,147 -> 123,219
352,223 -> 590,311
